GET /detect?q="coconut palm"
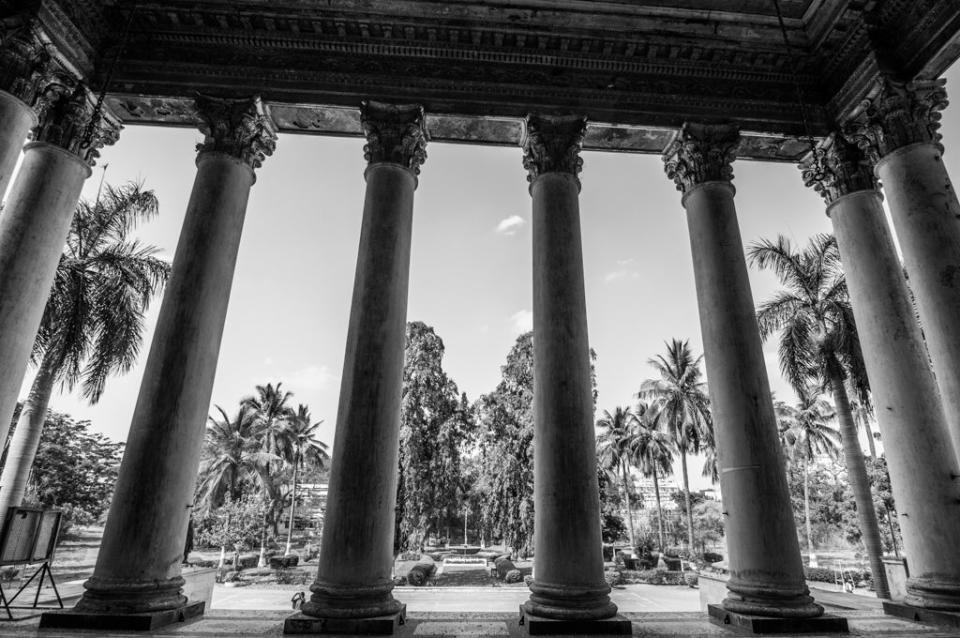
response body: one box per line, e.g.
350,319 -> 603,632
596,406 -> 640,551
631,401 -> 674,553
639,339 -> 712,554
0,182 -> 169,516
777,395 -> 840,557
848,390 -> 878,458
748,233 -> 889,599
276,404 -> 329,555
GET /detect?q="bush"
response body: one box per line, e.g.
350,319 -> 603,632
523,575 -> 534,586
407,563 -> 435,586
192,559 -> 217,568
703,552 -> 723,564
393,576 -> 407,586
804,566 -> 870,584
270,555 -> 300,569
399,551 -> 421,561
684,572 -> 699,588
661,556 -> 682,572
604,569 -> 623,587
494,557 -> 517,580
504,569 -> 523,584
623,569 -> 684,586
237,554 -> 259,569
275,569 -> 310,585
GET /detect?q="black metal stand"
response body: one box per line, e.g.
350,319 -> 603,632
0,561 -> 63,620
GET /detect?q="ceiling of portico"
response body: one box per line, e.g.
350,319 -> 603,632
21,0 -> 960,160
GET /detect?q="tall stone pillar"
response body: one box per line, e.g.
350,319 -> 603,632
41,95 -> 277,631
0,79 -> 117,458
664,123 -> 830,629
287,101 -> 426,636
518,114 -> 629,636
847,78 -> 960,464
802,134 -> 960,612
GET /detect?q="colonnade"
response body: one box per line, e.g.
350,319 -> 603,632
1,37 -> 960,635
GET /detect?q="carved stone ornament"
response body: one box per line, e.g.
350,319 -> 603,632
360,100 -> 428,174
0,16 -> 52,106
662,122 -> 740,194
195,94 -> 278,170
845,77 -> 949,163
800,133 -> 878,205
521,113 -> 587,189
32,78 -> 121,167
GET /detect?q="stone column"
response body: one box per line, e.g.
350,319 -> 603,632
664,123 -> 823,621
44,95 -> 276,631
0,79 -> 117,458
802,133 -> 960,612
518,114 -> 628,635
289,101 -> 426,635
847,78 -> 960,464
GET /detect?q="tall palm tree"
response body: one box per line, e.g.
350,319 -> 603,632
596,406 -> 640,551
848,391 -> 878,458
0,182 -> 169,516
748,233 -> 890,599
639,339 -> 712,555
631,401 -> 674,553
277,404 -> 329,556
777,395 -> 840,558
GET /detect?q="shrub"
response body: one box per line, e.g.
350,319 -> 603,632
523,575 -> 534,586
662,556 -> 682,572
494,557 -> 517,580
407,563 -> 435,586
270,555 -> 300,569
703,552 -> 723,564
275,569 -> 310,585
504,569 -> 523,584
604,569 -> 623,587
684,572 -> 699,588
237,554 -> 259,569
192,559 -> 217,568
399,551 -> 421,561
623,569 -> 684,586
393,576 -> 407,586
804,566 -> 871,584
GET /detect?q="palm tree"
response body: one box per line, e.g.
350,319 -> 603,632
631,401 -> 674,553
0,182 -> 169,516
596,406 -> 640,551
748,233 -> 890,599
848,390 -> 878,458
639,339 -> 712,555
276,404 -> 329,556
777,395 -> 840,558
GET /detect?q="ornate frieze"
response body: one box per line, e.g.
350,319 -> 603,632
521,114 -> 587,189
195,94 -> 278,170
32,78 -> 121,166
0,17 -> 53,106
360,100 -> 428,173
800,133 -> 878,205
662,123 -> 740,194
845,77 -> 948,163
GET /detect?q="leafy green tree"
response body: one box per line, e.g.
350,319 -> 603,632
0,182 -> 169,516
597,466 -> 626,543
596,406 -> 640,550
865,456 -> 902,557
639,339 -> 713,554
749,234 -> 889,598
196,404 -> 274,511
276,404 -> 329,555
632,402 -> 674,552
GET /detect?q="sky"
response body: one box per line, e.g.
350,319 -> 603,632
18,63 -> 960,493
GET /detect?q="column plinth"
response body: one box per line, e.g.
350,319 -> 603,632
665,123 -> 822,622
44,96 -> 277,630
804,133 -> 960,612
518,115 -> 626,636
294,102 -> 425,631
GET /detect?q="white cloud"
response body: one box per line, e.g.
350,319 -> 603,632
495,215 -> 525,235
511,309 -> 533,333
616,257 -> 636,267
283,364 -> 332,391
604,269 -> 640,283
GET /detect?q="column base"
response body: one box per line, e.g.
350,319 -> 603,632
284,606 -> 405,635
884,601 -> 960,629
519,606 -> 632,635
708,604 -> 848,634
39,600 -> 204,631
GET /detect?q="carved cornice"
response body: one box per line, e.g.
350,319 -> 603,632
360,100 -> 428,174
800,132 -> 878,205
195,94 -> 277,170
521,114 -> 587,189
0,16 -> 53,106
32,77 -> 120,166
844,77 -> 948,163
662,122 -> 740,194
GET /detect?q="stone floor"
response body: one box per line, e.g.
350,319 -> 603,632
0,609 -> 957,637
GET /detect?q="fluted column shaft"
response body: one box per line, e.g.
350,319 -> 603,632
665,123 -> 821,619
807,133 -> 960,611
75,95 -> 276,615
0,91 -> 35,195
519,115 -> 615,622
303,102 -> 426,622
848,78 -> 960,464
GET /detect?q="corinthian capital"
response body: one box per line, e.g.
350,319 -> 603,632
662,123 -> 740,194
0,16 -> 52,106
195,94 -> 278,170
800,133 -> 878,205
521,114 -> 587,189
32,78 -> 121,166
845,77 -> 948,163
360,101 -> 428,174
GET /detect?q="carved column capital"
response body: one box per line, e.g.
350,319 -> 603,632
0,16 -> 53,106
360,100 -> 428,174
662,123 -> 740,194
800,133 -> 879,205
32,78 -> 121,166
521,114 -> 587,190
195,94 -> 278,170
845,77 -> 948,163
